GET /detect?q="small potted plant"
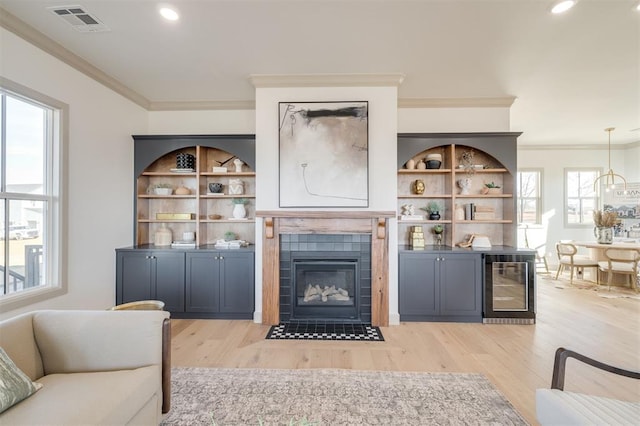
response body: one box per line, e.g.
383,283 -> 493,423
148,183 -> 173,196
432,224 -> 444,245
482,182 -> 502,195
420,201 -> 442,220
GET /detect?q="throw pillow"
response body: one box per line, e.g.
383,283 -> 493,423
0,347 -> 43,414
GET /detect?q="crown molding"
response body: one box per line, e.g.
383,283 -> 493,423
398,97 -> 516,108
249,73 -> 405,88
0,7 -> 150,109
148,100 -> 256,111
518,142 -> 639,150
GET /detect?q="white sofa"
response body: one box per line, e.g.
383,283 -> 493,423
536,347 -> 640,425
0,310 -> 171,425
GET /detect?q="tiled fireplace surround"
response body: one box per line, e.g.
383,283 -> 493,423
256,211 -> 395,327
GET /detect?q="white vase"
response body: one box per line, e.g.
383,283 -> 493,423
232,203 -> 246,219
457,178 -> 472,195
233,158 -> 244,173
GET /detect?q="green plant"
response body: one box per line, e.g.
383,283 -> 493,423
231,198 -> 249,204
420,201 -> 442,214
224,231 -> 237,241
433,224 -> 444,234
484,181 -> 501,188
149,183 -> 172,189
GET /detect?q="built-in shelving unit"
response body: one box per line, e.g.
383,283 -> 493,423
133,135 -> 256,247
397,133 -> 520,247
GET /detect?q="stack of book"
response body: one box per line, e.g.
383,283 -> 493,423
474,205 -> 495,220
409,226 -> 425,249
171,240 -> 196,248
214,239 -> 247,249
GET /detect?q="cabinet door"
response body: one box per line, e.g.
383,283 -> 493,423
186,252 -> 220,312
153,252 -> 186,312
399,253 -> 439,317
439,254 -> 481,317
118,251 -> 153,304
218,252 -> 255,314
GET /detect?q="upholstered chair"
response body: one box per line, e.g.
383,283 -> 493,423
597,248 -> 640,292
555,242 -> 598,284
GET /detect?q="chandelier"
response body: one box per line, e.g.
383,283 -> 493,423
593,127 -> 627,193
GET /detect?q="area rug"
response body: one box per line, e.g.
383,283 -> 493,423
541,276 -> 639,298
161,368 -> 528,425
597,288 -> 640,299
266,322 -> 384,341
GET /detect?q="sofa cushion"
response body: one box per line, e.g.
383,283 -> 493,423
0,365 -> 161,425
0,312 -> 43,380
0,348 -> 42,414
32,310 -> 168,375
536,389 -> 640,425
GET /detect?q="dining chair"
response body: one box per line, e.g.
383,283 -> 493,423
597,248 -> 640,292
555,242 -> 598,284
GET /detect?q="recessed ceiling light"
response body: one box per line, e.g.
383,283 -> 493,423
159,7 -> 179,21
551,0 -> 577,14
635,2 -> 640,12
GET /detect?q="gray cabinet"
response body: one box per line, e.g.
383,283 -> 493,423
186,250 -> 254,318
399,251 -> 482,322
116,250 -> 185,312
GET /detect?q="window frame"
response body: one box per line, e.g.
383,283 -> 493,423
564,167 -> 601,228
516,168 -> 543,225
0,77 -> 68,312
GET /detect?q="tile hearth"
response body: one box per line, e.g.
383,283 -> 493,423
266,322 -> 384,341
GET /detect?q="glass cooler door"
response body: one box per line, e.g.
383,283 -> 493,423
491,262 -> 529,311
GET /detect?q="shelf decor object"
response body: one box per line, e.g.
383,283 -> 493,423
278,101 -> 369,207
593,127 -> 627,193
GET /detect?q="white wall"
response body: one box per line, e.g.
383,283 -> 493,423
517,144 -> 639,267
0,28 -> 148,320
148,110 -> 255,134
399,107 -> 510,133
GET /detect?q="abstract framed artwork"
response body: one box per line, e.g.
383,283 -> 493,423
278,101 -> 369,207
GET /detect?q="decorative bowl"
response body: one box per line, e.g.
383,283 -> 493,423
208,182 -> 223,193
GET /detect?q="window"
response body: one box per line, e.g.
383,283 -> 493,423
517,169 -> 542,224
0,79 -> 66,310
565,168 -> 600,226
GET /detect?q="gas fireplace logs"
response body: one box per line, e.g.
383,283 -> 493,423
303,284 -> 350,303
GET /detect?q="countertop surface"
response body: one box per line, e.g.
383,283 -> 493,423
399,245 -> 536,254
117,244 -> 255,252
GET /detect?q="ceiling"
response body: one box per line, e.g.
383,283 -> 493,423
0,0 -> 638,146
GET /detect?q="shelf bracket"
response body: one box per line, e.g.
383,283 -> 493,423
265,217 -> 274,239
376,217 -> 386,239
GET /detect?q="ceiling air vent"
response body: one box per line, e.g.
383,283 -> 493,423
47,5 -> 110,33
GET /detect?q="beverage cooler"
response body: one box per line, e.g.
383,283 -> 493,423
483,253 -> 536,324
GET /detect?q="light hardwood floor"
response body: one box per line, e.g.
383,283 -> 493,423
171,275 -> 640,425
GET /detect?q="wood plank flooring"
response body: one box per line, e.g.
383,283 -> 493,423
170,275 -> 640,425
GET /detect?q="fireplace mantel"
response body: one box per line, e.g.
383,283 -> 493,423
256,211 -> 395,326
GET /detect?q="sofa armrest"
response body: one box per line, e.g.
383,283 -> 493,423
551,347 -> 640,390
32,310 -> 170,375
162,317 -> 171,414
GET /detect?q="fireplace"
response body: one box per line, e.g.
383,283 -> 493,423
280,235 -> 371,323
293,258 -> 358,320
256,210 -> 394,326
